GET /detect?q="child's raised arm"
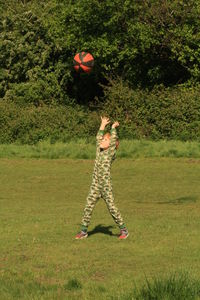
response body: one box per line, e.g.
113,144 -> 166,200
109,121 -> 120,154
100,116 -> 110,130
112,121 -> 120,129
96,116 -> 110,147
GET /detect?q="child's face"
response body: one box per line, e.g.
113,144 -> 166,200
100,136 -> 110,149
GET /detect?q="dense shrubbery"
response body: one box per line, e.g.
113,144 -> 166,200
1,0 -> 200,104
0,101 -> 99,144
0,79 -> 199,143
100,78 -> 200,141
0,0 -> 200,143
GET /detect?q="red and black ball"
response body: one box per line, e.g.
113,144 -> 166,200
73,52 -> 94,73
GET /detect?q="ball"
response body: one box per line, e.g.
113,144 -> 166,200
73,52 -> 94,73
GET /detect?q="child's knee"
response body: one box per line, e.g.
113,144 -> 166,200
102,192 -> 114,204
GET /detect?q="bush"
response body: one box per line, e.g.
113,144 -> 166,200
100,78 -> 200,141
0,100 -> 99,144
0,79 -> 200,144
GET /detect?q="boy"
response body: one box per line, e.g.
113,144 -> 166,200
75,116 -> 129,240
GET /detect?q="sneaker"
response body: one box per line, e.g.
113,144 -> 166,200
75,231 -> 88,239
119,229 -> 129,239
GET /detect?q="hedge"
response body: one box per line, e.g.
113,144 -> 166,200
0,79 -> 200,144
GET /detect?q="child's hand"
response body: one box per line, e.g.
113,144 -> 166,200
101,116 -> 110,126
112,121 -> 120,128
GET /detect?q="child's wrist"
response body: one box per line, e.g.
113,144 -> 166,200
100,124 -> 105,130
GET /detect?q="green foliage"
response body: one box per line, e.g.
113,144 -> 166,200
1,76 -> 200,144
0,0 -> 200,142
60,0 -> 200,87
0,100 -> 99,144
1,0 -> 200,106
0,1 -> 72,105
100,78 -> 200,140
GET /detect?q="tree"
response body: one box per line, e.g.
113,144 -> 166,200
0,1 -> 72,105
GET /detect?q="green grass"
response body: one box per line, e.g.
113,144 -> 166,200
134,273 -> 200,300
120,272 -> 200,300
0,158 -> 200,299
0,139 -> 200,159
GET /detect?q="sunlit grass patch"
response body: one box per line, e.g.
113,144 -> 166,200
0,139 -> 200,159
0,158 -> 200,299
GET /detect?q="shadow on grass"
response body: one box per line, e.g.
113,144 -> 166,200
158,195 -> 197,205
88,224 -> 118,237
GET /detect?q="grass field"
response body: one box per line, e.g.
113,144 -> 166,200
0,139 -> 200,159
0,157 -> 200,299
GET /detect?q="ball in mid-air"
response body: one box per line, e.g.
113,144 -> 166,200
73,52 -> 94,73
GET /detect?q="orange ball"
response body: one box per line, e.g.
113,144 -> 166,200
73,52 -> 94,73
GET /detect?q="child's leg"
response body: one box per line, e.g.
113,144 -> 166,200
81,181 -> 101,230
101,181 -> 125,228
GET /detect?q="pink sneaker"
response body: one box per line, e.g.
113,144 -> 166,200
119,229 -> 129,239
75,231 -> 88,239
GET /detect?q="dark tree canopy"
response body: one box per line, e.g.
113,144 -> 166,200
0,0 -> 200,105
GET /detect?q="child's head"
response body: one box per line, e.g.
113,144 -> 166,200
100,133 -> 119,150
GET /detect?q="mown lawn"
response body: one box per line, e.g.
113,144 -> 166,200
0,158 -> 200,299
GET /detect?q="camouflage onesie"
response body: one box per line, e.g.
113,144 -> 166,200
81,128 -> 124,229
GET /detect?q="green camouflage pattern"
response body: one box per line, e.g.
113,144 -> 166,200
81,128 -> 124,228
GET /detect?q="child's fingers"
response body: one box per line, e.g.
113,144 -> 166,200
104,117 -> 110,123
113,121 -> 119,127
101,116 -> 110,124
